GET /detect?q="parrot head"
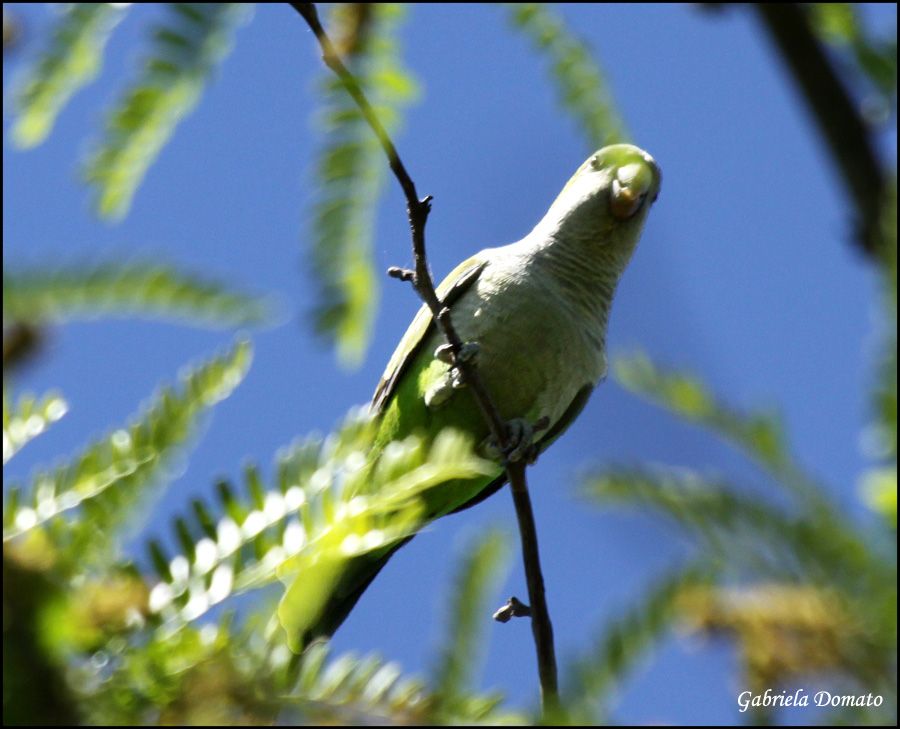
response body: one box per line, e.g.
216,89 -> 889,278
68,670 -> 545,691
540,143 -> 661,261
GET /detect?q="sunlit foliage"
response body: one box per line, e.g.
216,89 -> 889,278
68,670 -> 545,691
84,3 -> 250,219
308,3 -> 417,367
3,2 -> 896,726
10,3 -> 128,148
3,389 -> 67,464
4,261 -> 272,329
507,3 -> 627,149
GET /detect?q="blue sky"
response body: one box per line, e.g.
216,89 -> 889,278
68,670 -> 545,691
3,3 -> 896,724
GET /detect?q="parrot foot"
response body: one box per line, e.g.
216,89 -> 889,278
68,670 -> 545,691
427,342 -> 480,408
424,376 -> 454,409
481,415 -> 551,465
433,341 -> 480,366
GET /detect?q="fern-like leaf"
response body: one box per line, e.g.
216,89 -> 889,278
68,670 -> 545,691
308,3 -> 417,367
810,4 -> 897,99
612,353 -> 836,511
507,3 -> 627,148
561,564 -> 713,724
430,530 -> 509,720
285,642 -> 429,723
583,467 -> 879,585
3,389 -> 68,464
84,3 -> 249,219
10,3 -> 128,148
284,641 -> 522,725
3,261 -> 272,328
145,410 -> 494,640
3,339 -> 252,569
863,183 -> 897,525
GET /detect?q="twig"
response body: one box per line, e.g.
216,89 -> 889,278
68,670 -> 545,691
753,4 -> 886,258
291,1 -> 559,709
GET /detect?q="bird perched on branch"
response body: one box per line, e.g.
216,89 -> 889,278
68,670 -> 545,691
295,143 -> 661,646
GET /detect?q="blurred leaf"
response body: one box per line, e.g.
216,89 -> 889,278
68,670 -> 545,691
279,640 -> 522,725
4,261 -> 273,329
811,4 -> 897,100
84,4 -> 250,220
3,389 -> 68,464
144,409 -> 494,642
861,182 -> 897,529
611,353 -> 838,512
39,569 -> 150,654
861,466 -> 897,528
2,323 -> 43,373
10,3 -> 128,148
583,467 -> 876,583
507,3 -> 627,148
676,583 -> 874,694
285,643 -> 427,723
3,339 -> 252,570
561,564 -> 713,724
613,354 -> 786,466
80,616 -> 278,725
871,182 -> 897,463
3,553 -> 79,726
308,3 -> 418,368
430,530 -> 509,720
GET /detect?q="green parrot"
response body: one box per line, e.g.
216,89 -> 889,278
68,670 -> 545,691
298,143 -> 661,646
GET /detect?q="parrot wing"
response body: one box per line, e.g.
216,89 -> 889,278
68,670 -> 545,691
371,255 -> 488,414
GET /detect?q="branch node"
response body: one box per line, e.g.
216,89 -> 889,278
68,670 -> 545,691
493,596 -> 532,623
387,266 -> 415,282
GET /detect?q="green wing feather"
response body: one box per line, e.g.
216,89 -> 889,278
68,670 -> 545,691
371,256 -> 487,414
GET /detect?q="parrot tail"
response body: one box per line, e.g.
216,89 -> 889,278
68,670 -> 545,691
298,537 -> 411,649
297,473 -> 507,649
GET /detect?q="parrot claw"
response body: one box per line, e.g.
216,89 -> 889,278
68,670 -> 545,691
433,341 -> 479,366
504,418 -> 537,463
434,343 -> 455,364
481,416 -> 548,464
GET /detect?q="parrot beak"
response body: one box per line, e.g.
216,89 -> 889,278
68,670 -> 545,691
609,158 -> 658,221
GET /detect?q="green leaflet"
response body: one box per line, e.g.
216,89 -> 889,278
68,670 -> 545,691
560,564 -> 713,724
582,467 -> 876,582
3,339 -> 253,568
590,348 -> 896,719
145,412 -> 493,637
429,530 -> 510,721
285,643 -> 427,723
507,3 -> 627,148
612,353 -> 832,509
84,4 -> 250,219
11,3 -> 128,148
308,3 -> 417,368
3,389 -> 68,464
863,184 -> 897,526
3,261 -> 272,329
810,3 -> 897,99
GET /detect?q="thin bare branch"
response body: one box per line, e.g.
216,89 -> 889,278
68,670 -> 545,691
753,3 -> 887,258
291,1 -> 559,710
